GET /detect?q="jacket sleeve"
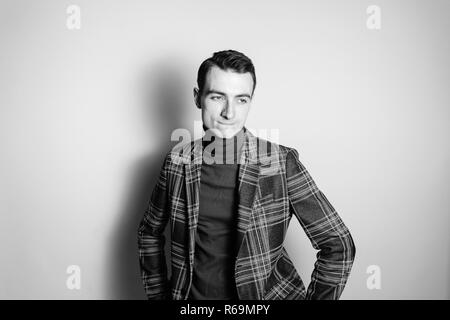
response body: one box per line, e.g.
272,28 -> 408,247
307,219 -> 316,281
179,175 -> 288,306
286,148 -> 356,300
137,153 -> 171,300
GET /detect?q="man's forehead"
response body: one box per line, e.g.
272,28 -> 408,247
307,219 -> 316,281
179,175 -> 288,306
204,66 -> 253,95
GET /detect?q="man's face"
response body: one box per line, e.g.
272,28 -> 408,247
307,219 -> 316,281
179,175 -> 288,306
194,66 -> 254,139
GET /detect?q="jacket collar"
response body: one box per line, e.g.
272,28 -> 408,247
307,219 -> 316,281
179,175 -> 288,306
188,125 -> 259,165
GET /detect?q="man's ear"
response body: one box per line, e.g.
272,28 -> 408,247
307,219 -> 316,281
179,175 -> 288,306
193,87 -> 201,109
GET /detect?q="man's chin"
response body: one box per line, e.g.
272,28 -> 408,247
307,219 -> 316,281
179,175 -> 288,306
208,127 -> 237,139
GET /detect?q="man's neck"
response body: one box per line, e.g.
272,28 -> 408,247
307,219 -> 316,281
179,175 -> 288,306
201,126 -> 246,164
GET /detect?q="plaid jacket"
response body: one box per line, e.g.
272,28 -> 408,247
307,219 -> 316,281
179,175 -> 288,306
138,127 -> 356,300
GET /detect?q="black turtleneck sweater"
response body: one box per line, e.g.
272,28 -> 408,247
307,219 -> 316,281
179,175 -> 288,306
188,127 -> 245,300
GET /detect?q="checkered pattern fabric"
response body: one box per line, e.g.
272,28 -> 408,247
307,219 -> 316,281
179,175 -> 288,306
138,127 -> 355,300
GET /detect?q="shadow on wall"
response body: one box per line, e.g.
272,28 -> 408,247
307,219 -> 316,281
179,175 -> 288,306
107,57 -> 192,299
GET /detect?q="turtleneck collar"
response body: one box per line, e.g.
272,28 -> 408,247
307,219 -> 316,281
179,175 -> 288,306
201,126 -> 246,164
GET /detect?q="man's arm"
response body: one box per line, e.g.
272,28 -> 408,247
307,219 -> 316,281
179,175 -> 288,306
137,154 -> 171,300
286,148 -> 356,300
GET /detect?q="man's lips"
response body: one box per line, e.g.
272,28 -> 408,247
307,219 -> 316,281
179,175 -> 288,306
217,121 -> 234,126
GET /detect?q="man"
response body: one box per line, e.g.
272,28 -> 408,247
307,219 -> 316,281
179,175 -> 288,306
137,50 -> 356,300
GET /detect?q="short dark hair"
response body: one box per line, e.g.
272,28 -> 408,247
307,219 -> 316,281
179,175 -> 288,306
197,50 -> 256,97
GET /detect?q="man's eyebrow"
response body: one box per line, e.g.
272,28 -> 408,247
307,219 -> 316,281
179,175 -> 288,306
205,90 -> 252,99
236,93 -> 252,99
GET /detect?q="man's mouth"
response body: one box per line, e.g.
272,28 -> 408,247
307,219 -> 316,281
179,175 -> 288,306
218,121 -> 234,126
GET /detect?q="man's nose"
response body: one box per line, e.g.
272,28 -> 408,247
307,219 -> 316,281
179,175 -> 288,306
221,101 -> 235,120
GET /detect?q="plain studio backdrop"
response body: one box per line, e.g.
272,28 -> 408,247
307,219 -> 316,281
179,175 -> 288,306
0,0 -> 449,299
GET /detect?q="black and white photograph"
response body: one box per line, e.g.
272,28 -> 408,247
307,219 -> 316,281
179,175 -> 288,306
0,0 -> 449,306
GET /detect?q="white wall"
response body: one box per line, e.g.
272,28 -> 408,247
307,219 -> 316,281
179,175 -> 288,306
0,0 -> 449,299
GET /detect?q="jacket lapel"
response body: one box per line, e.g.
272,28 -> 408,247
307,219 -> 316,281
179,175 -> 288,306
183,138 -> 203,270
235,129 -> 260,253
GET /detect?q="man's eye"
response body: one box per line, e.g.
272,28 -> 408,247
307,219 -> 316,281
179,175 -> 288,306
238,99 -> 248,104
211,96 -> 223,100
